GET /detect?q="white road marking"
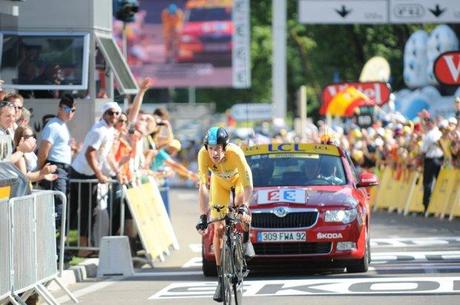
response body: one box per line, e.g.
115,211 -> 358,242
371,237 -> 460,248
182,257 -> 203,268
149,276 -> 460,299
182,250 -> 460,268
371,264 -> 460,271
132,271 -> 203,277
372,251 -> 460,262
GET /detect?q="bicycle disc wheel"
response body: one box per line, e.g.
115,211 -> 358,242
222,235 -> 233,305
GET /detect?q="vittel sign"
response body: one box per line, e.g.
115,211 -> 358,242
321,81 -> 391,108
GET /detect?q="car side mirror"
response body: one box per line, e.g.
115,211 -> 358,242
357,171 -> 379,188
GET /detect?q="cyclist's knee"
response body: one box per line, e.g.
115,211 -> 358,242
213,224 -> 225,237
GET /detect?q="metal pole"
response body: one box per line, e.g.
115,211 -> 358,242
122,22 -> 129,110
188,87 -> 196,104
299,86 -> 307,141
272,0 -> 287,121
122,22 -> 128,59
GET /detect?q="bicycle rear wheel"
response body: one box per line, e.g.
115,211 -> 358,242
222,235 -> 234,305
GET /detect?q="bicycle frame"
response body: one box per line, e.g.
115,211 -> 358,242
209,210 -> 247,305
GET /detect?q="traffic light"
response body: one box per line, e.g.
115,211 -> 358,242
113,0 -> 139,23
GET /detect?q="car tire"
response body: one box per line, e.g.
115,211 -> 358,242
346,230 -> 369,273
202,257 -> 217,277
202,243 -> 217,277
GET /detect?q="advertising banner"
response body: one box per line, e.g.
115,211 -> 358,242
113,0 -> 250,88
321,81 -> 391,115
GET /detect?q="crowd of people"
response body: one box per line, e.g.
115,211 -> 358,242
0,78 -> 199,259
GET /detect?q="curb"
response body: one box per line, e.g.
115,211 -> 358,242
48,258 -> 99,292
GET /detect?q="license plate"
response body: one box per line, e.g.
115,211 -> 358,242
257,231 -> 306,242
204,43 -> 228,51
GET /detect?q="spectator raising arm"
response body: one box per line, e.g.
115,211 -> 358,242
127,78 -> 152,123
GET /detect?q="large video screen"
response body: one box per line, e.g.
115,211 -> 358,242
113,0 -> 250,88
0,33 -> 89,91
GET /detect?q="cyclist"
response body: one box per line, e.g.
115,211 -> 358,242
161,3 -> 184,63
195,127 -> 254,302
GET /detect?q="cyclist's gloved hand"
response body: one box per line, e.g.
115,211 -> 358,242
196,214 -> 208,232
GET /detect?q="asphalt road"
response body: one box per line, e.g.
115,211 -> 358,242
59,188 -> 460,305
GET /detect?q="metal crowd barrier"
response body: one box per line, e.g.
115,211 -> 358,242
0,199 -> 12,304
66,179 -> 126,253
0,191 -> 77,305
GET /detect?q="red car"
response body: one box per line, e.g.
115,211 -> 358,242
176,1 -> 233,66
202,143 -> 378,275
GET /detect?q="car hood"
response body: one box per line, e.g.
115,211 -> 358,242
252,186 -> 357,209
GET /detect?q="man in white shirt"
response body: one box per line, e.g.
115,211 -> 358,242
38,95 -> 76,234
69,101 -> 121,255
421,117 -> 444,212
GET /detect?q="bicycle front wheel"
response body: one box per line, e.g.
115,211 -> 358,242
233,235 -> 245,305
222,235 -> 234,305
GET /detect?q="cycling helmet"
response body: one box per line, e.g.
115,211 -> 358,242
204,127 -> 229,150
168,4 -> 177,14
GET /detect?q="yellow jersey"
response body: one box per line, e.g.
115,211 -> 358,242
197,143 -> 252,188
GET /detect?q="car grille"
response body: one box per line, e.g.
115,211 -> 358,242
254,242 -> 332,255
252,211 -> 318,229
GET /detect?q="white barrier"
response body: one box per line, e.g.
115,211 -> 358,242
0,199 -> 13,303
0,191 -> 78,305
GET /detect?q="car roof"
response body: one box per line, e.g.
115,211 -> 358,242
186,0 -> 232,9
243,143 -> 343,157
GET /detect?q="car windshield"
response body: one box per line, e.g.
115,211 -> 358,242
188,8 -> 232,22
247,153 -> 347,187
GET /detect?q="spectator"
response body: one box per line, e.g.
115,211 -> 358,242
153,107 -> 174,148
70,101 -> 121,256
0,101 -> 35,163
421,117 -> 444,212
18,107 -> 31,127
37,95 -> 77,234
151,138 -> 198,216
13,126 -> 57,182
5,93 -> 24,130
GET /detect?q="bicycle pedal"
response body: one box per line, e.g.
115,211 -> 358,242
243,269 -> 250,277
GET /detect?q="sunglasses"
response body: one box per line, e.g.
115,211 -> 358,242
106,110 -> 120,116
23,134 -> 35,139
118,119 -> 128,124
62,106 -> 76,113
0,101 -> 15,109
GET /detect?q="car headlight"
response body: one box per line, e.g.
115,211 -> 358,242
324,209 -> 357,224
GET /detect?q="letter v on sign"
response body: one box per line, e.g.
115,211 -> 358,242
434,51 -> 460,85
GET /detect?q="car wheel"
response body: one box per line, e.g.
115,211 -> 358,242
346,230 -> 369,273
202,244 -> 217,277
